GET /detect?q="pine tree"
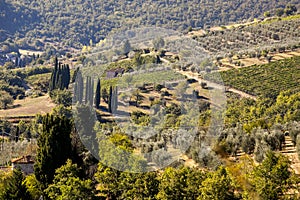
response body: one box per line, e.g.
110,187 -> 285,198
34,114 -> 72,191
94,78 -> 101,109
2,168 -> 31,200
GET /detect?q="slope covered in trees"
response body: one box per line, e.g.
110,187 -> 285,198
1,0 -> 299,48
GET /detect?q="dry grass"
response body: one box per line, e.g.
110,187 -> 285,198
0,95 -> 56,117
221,49 -> 300,69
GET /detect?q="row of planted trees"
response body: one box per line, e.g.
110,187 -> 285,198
49,56 -> 118,114
73,69 -> 118,113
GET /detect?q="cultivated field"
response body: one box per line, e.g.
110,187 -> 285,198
0,95 -> 56,117
206,56 -> 300,99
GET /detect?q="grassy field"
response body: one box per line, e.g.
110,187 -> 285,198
206,56 -> 300,99
100,69 -> 185,89
0,95 -> 56,117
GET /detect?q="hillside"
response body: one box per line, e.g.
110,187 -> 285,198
0,0 -> 299,48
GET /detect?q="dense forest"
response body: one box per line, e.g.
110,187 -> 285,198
0,0 -> 299,48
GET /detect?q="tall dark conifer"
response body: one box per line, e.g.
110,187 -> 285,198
94,78 -> 101,109
34,114 -> 72,191
85,76 -> 89,104
89,78 -> 94,106
108,86 -> 112,113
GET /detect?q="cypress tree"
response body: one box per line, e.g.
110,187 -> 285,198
89,78 -> 94,106
74,70 -> 84,104
72,67 -> 79,83
94,78 -> 101,109
58,74 -> 63,90
34,114 -> 72,191
111,86 -> 118,113
77,71 -> 83,103
108,86 -> 112,113
85,76 -> 89,104
66,64 -> 70,89
55,64 -> 62,89
49,60 -> 58,91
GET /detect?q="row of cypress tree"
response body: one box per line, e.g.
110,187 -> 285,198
73,73 -> 118,113
108,85 -> 118,113
49,57 -> 70,91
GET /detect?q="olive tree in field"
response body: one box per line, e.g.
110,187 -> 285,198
152,37 -> 165,50
122,40 -> 131,55
0,91 -> 13,109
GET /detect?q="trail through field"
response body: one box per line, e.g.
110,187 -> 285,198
160,56 -> 257,100
176,69 -> 257,100
281,136 -> 300,174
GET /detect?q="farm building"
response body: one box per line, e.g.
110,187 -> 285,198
11,155 -> 34,175
106,68 -> 125,78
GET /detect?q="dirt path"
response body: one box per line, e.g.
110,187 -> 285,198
176,69 -> 257,100
160,56 -> 257,100
281,136 -> 300,174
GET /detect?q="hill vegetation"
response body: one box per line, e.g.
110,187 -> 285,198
0,0 -> 299,49
1,2 -> 300,199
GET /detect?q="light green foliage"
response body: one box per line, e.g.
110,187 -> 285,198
24,174 -> 42,200
157,167 -> 205,200
50,89 -> 72,107
198,166 -> 238,200
98,132 -> 147,172
1,168 -> 31,200
226,91 -> 300,131
45,160 -> 96,200
120,172 -> 159,200
251,151 -> 300,200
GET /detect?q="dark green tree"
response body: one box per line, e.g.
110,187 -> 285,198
94,78 -> 101,109
85,76 -> 90,104
108,86 -> 113,113
1,168 -> 31,200
89,78 -> 94,106
34,114 -> 72,191
74,70 -> 84,103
